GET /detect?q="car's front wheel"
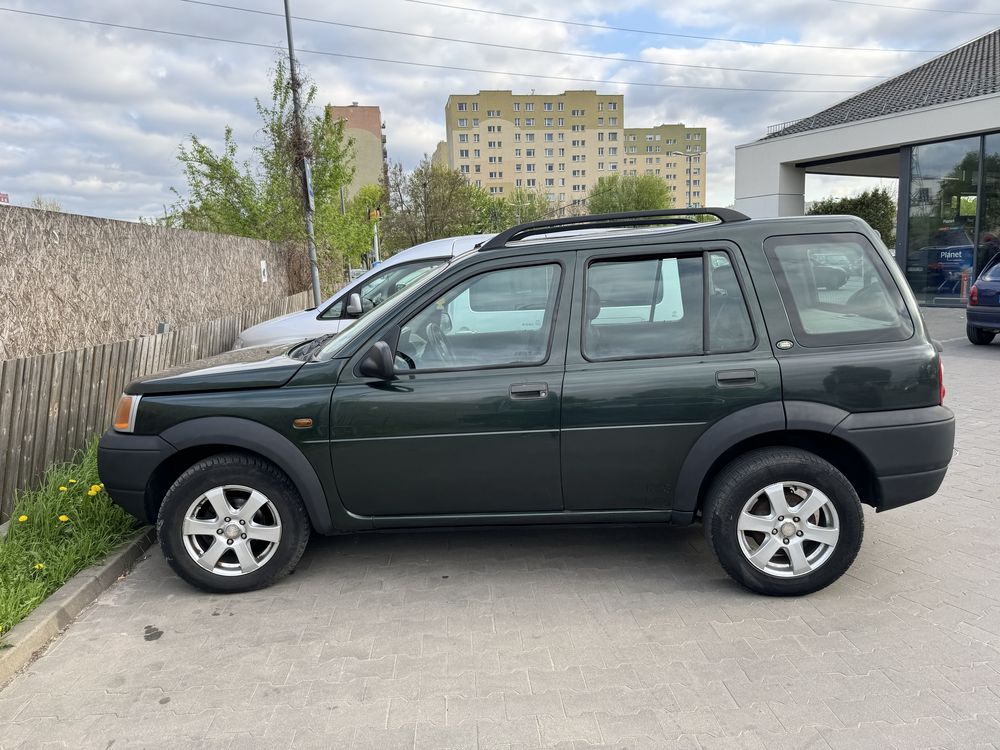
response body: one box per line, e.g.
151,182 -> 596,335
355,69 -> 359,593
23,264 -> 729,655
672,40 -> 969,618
157,453 -> 311,593
967,324 -> 996,345
702,448 -> 864,596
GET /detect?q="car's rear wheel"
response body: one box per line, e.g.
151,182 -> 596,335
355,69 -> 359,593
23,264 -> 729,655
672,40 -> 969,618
702,448 -> 864,596
157,453 -> 310,593
967,324 -> 996,345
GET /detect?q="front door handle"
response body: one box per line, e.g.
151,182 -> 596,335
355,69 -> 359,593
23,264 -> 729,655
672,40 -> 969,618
716,369 -> 757,386
509,382 -> 549,399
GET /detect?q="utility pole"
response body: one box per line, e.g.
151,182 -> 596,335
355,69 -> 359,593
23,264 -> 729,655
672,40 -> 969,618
283,0 -> 322,307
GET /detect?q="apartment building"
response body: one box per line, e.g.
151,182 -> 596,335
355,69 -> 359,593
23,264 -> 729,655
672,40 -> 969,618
328,103 -> 388,199
622,124 -> 707,209
443,90 -> 707,208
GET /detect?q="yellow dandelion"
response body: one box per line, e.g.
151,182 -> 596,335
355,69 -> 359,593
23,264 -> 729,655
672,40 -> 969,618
68,479 -> 77,484
90,484 -> 101,493
58,515 -> 70,523
99,483 -> 105,489
17,515 -> 28,523
58,486 -> 68,492
34,563 -> 45,570
87,489 -> 97,496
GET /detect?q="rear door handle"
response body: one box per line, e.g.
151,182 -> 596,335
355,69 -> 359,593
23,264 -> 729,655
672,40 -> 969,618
716,369 -> 757,386
509,382 -> 549,399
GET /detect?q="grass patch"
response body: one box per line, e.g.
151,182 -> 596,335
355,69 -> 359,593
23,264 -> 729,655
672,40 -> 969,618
0,440 -> 138,640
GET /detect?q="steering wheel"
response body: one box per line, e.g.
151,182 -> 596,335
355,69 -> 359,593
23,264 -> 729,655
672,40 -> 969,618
425,322 -> 454,365
846,283 -> 893,321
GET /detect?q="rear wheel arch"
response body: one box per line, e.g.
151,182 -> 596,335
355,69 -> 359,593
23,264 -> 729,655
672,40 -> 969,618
690,429 -> 880,517
149,417 -> 335,534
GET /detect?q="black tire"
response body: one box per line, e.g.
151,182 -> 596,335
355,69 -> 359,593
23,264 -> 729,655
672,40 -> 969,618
157,452 -> 311,593
702,447 -> 864,596
967,324 -> 996,345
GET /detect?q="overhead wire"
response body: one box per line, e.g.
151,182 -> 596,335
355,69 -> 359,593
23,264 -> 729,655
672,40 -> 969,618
0,6 -> 865,94
176,0 -> 890,80
403,0 -> 944,53
828,0 -> 1000,16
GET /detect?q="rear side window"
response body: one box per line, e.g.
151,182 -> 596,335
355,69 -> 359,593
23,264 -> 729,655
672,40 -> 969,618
582,250 -> 755,361
764,234 -> 913,347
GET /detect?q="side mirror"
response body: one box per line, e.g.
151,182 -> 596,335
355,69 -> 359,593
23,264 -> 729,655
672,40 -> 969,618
346,292 -> 364,317
358,341 -> 395,380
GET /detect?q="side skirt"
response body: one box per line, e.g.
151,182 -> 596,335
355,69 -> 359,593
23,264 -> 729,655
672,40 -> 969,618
365,509 -> 695,531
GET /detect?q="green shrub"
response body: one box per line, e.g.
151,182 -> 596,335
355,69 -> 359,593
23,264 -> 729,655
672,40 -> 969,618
0,441 -> 138,639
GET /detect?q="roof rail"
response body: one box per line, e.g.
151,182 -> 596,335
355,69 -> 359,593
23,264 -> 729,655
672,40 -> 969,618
477,208 -> 751,251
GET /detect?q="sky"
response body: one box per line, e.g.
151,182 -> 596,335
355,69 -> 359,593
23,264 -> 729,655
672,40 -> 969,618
0,0 -> 997,221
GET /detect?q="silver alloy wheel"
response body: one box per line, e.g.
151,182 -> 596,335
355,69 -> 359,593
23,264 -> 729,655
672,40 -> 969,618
181,485 -> 282,577
736,481 -> 840,579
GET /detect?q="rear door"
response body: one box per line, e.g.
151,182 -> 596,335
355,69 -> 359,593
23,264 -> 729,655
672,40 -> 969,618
561,242 -> 781,511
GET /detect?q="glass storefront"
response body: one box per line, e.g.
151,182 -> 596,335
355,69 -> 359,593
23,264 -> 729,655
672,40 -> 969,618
902,131 -> 1000,305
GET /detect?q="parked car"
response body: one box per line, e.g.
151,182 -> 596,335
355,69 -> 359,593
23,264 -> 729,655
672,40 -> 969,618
235,234 -> 494,349
98,209 -> 954,597
811,262 -> 849,290
967,252 -> 1000,345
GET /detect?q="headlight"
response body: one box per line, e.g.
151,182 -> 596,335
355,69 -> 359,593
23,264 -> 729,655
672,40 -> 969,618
112,394 -> 142,433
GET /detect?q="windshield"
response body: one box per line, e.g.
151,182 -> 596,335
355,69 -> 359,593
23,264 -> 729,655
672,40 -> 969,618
314,259 -> 456,361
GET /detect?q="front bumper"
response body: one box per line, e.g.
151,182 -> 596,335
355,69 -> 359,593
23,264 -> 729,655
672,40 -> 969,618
834,405 -> 955,512
97,431 -> 176,524
967,306 -> 1000,330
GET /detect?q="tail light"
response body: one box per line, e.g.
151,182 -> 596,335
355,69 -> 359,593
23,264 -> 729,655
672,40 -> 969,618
970,284 -> 979,305
939,358 -> 946,404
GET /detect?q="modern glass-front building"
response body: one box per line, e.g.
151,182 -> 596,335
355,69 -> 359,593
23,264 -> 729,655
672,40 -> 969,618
901,133 -> 1000,304
735,30 -> 1000,306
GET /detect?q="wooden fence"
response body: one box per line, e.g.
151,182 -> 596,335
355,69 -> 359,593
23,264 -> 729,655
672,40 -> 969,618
0,291 -> 311,522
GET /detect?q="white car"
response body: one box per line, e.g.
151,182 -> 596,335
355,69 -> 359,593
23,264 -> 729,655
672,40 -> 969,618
235,234 -> 495,349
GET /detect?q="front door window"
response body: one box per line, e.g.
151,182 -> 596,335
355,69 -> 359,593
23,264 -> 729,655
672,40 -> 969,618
396,264 -> 561,371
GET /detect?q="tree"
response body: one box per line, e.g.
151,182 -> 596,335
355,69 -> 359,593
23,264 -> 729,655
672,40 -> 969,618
476,189 -> 552,232
808,187 -> 897,247
168,59 -> 355,282
30,195 -> 62,212
586,174 -> 672,215
381,158 -> 483,252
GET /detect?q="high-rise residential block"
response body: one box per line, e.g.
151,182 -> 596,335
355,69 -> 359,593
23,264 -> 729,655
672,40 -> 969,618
442,90 -> 706,209
328,103 -> 388,199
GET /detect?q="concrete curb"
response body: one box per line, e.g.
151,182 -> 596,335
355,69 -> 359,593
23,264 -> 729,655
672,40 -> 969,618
0,526 -> 155,688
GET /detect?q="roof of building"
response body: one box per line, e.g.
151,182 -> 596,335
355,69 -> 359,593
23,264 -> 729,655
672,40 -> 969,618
764,28 -> 1000,140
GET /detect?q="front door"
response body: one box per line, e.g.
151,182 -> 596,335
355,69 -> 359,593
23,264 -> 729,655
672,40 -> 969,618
561,244 -> 780,511
331,256 -> 573,517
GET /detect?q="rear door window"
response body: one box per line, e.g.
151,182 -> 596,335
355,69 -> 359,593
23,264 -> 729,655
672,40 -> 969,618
764,234 -> 913,347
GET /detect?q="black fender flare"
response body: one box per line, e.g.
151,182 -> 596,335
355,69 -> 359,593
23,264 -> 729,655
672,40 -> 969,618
672,402 -> 786,519
160,417 -> 335,534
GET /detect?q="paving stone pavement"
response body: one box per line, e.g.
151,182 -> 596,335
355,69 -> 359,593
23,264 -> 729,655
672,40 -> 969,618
2,308 -> 999,749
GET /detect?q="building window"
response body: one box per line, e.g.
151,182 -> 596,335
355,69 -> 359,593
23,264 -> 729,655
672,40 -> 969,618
460,164 -> 469,173
513,102 -> 520,111
608,102 -> 618,111
471,102 -> 478,111
457,102 -> 467,111
459,149 -> 469,158
526,148 -> 535,157
487,109 -> 501,117
558,102 -> 565,111
544,118 -> 553,127
524,103 -> 534,111
457,118 -> 467,127
544,133 -> 554,142
525,118 -> 535,126
544,102 -> 553,111
458,134 -> 468,143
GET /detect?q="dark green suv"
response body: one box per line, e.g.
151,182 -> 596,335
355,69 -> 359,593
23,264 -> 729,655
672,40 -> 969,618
98,209 -> 955,596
